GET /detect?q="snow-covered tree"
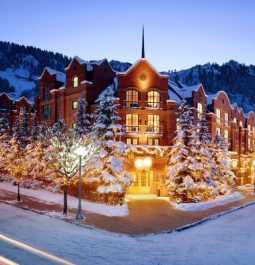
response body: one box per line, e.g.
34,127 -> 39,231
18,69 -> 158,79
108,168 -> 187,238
211,134 -> 236,194
94,87 -> 122,140
0,111 -> 11,176
73,96 -> 91,137
91,88 -> 130,203
45,118 -> 80,214
8,108 -> 31,201
167,100 -> 216,203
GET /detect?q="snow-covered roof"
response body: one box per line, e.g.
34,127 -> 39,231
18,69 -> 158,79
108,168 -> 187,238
39,67 -> 66,84
117,58 -> 168,78
81,80 -> 93,85
168,89 -> 182,104
65,56 -> 108,72
16,96 -> 32,105
168,80 -> 203,103
0,92 -> 13,102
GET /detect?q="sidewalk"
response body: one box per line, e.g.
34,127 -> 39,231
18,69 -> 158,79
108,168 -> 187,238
0,187 -> 255,235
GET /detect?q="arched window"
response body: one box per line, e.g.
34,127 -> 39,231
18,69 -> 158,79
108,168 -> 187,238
125,90 -> 139,108
147,91 -> 160,108
73,76 -> 78,88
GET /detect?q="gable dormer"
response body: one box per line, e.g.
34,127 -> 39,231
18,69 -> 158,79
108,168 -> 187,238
117,59 -> 169,107
65,56 -> 87,89
39,67 -> 65,99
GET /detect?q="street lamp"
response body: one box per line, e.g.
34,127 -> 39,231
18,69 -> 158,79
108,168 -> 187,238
75,146 -> 86,220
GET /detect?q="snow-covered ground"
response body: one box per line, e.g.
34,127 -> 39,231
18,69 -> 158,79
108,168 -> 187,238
1,202 -> 255,265
0,182 -> 128,217
173,191 -> 244,211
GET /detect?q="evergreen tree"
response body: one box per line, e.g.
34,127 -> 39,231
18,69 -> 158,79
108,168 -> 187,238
211,135 -> 236,194
94,88 -> 122,140
91,88 -> 130,203
74,96 -> 90,138
167,100 -> 216,203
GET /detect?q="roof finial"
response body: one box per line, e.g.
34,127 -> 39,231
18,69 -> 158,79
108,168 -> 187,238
142,25 -> 145,58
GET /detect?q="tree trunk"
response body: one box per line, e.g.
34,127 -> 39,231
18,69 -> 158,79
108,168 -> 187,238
63,185 -> 68,215
17,182 -> 21,201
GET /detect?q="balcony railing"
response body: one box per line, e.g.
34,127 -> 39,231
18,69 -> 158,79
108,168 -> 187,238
124,101 -> 141,108
146,126 -> 163,134
145,101 -> 163,109
124,125 -> 141,133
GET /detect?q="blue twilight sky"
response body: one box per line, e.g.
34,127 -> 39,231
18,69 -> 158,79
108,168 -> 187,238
0,0 -> 255,71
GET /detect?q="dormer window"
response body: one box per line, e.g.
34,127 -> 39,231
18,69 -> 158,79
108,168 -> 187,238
73,76 -> 78,88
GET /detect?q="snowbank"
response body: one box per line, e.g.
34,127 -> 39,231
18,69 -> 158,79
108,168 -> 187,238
172,192 -> 243,211
0,182 -> 128,217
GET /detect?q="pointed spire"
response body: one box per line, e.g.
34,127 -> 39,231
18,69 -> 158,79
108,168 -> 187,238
141,26 -> 145,58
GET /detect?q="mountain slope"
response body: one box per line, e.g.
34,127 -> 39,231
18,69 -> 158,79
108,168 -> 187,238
0,41 -> 255,113
165,60 -> 255,112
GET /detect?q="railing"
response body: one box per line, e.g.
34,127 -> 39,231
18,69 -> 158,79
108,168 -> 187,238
145,101 -> 163,109
146,126 -> 163,134
124,100 -> 141,108
124,125 -> 141,133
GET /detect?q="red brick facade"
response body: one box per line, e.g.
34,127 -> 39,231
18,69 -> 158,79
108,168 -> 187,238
1,56 -> 254,192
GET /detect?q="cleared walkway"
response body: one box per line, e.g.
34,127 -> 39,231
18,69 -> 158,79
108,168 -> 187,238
0,188 -> 254,235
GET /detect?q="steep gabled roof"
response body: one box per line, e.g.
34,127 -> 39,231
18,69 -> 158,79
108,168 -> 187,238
39,67 -> 66,83
117,58 -> 168,78
65,56 -> 109,72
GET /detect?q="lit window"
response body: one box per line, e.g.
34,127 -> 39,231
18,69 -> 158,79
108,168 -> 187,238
73,76 -> 78,87
20,107 -> 25,115
72,122 -> 76,128
147,91 -> 160,108
197,103 -> 203,119
148,138 -> 160,145
248,124 -> 251,131
147,114 -> 160,133
126,138 -> 138,145
233,118 -> 237,123
125,114 -> 139,132
239,121 -> 243,127
224,113 -> 228,126
216,109 -> 221,123
216,127 -> 221,136
72,101 -> 78,109
125,90 -> 139,107
224,129 -> 228,141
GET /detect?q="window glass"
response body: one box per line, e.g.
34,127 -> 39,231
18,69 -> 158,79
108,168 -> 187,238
73,76 -> 78,87
125,114 -> 139,132
147,91 -> 160,108
126,90 -> 139,107
72,101 -> 78,109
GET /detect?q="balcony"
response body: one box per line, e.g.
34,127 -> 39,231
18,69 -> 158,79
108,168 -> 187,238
146,126 -> 163,134
124,100 -> 141,108
145,101 -> 163,109
124,125 -> 141,133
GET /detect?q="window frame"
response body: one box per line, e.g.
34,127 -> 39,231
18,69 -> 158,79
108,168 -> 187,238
73,76 -> 78,88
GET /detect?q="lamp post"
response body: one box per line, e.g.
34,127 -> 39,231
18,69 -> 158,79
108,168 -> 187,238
75,146 -> 86,220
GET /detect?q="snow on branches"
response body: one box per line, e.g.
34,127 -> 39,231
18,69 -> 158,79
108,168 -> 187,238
167,99 -> 235,203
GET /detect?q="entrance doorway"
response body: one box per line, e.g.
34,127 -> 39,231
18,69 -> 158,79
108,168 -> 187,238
128,171 -> 153,194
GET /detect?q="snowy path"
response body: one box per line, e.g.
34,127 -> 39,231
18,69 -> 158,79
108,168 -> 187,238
0,202 -> 255,265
